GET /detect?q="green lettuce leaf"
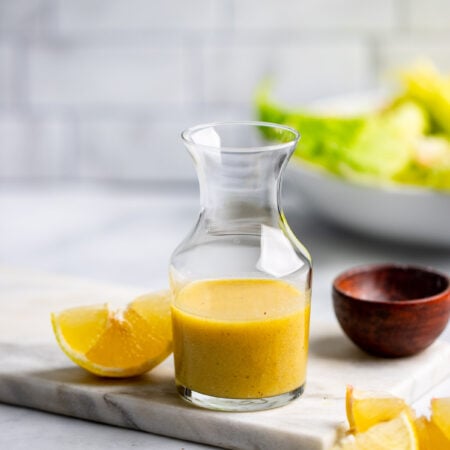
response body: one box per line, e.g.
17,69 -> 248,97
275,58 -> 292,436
256,85 -> 428,181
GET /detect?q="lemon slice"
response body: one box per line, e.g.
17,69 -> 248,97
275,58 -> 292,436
415,416 -> 430,449
431,397 -> 450,441
51,290 -> 172,378
415,415 -> 449,450
346,385 -> 411,433
333,412 -> 419,450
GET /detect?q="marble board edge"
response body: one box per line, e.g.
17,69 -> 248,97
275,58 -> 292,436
0,370 -> 326,450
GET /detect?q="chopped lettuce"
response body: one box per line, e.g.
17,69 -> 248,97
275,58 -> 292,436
256,84 -> 365,175
338,102 -> 427,179
395,136 -> 450,190
255,62 -> 450,192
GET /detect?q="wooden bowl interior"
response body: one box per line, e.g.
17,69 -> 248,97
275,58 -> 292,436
336,267 -> 449,302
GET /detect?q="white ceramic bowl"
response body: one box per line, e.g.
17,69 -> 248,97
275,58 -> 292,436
281,91 -> 450,247
287,160 -> 450,247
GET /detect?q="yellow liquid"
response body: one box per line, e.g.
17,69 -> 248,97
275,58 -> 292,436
171,279 -> 310,399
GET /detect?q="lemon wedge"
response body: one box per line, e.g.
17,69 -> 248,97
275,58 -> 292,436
51,290 -> 172,377
431,397 -> 450,442
415,415 -> 449,450
334,411 -> 419,450
346,385 -> 411,433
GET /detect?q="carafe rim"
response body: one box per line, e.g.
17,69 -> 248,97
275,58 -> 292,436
181,120 -> 300,154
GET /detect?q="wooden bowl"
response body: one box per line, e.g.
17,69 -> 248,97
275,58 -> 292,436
332,264 -> 450,357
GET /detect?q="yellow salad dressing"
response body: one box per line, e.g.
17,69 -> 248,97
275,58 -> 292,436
171,278 -> 310,399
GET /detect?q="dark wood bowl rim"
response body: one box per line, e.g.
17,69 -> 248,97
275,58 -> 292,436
332,263 -> 450,305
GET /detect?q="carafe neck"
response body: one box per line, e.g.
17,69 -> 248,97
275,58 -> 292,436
190,147 -> 292,233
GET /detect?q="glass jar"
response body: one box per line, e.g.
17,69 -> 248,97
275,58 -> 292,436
170,121 -> 312,411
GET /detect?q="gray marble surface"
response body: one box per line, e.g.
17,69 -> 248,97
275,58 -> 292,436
1,183 -> 450,449
1,335 -> 449,450
1,269 -> 449,450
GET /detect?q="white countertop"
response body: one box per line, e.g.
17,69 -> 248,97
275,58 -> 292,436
1,183 -> 449,449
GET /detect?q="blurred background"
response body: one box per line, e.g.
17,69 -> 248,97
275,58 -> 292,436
1,0 -> 450,290
1,3 -> 450,444
1,0 -> 449,183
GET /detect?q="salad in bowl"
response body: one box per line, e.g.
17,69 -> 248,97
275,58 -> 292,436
257,62 -> 450,246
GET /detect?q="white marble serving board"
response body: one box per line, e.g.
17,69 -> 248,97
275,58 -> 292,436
1,268 -> 450,450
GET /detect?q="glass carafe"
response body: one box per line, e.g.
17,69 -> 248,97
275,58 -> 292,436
170,121 -> 312,411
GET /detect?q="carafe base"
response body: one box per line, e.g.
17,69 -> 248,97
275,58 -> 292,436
176,383 -> 305,412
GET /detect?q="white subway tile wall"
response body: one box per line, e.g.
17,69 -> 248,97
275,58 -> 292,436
57,0 -> 230,33
0,113 -> 74,178
379,37 -> 450,76
233,0 -> 397,31
0,0 -> 449,181
409,0 -> 450,31
0,44 -> 13,106
0,0 -> 50,32
203,41 -> 371,105
29,44 -> 188,107
78,119 -> 196,180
